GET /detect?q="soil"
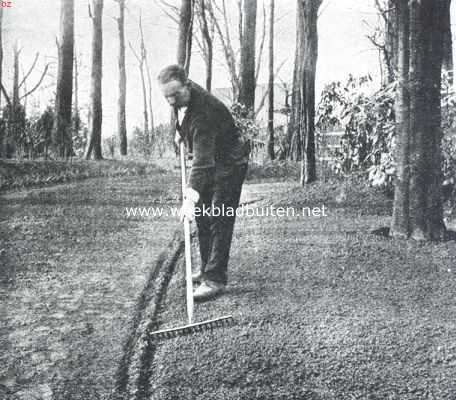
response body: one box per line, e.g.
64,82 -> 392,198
2,174 -> 456,399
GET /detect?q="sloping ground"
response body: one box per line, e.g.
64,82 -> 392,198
144,181 -> 456,400
0,173 -> 182,400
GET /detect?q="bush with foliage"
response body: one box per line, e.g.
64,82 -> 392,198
316,73 -> 456,192
128,123 -> 173,159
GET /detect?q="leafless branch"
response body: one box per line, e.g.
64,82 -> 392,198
154,0 -> 179,24
254,59 -> 286,117
19,52 -> 39,89
255,2 -> 267,85
19,63 -> 50,100
0,83 -> 11,106
207,0 -> 239,95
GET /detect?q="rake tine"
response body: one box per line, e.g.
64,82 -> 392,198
149,315 -> 234,341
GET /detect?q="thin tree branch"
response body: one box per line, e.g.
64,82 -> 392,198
255,2 -> 267,85
18,52 -> 39,89
19,64 -> 49,100
254,59 -> 286,117
0,82 -> 11,106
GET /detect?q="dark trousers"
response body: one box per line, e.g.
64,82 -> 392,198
195,163 -> 248,285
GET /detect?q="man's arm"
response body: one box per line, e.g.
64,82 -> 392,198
187,113 -> 216,194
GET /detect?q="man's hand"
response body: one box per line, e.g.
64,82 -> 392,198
174,131 -> 183,148
180,188 -> 200,222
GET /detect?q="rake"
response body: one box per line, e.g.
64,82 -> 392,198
149,137 -> 234,340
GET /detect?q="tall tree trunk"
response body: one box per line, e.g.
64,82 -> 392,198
11,42 -> 20,157
385,0 -> 398,84
297,0 -> 320,185
139,14 -> 150,155
267,0 -> 275,160
391,0 -> 410,238
145,56 -> 155,138
442,0 -> 453,81
85,0 -> 103,160
177,0 -> 194,74
13,41 -> 19,108
200,0 -> 213,91
53,0 -> 74,159
238,0 -> 257,115
0,8 -> 4,158
0,7 -> 2,110
117,0 -> 127,156
287,18 -> 302,161
73,51 -> 80,147
391,0 -> 446,241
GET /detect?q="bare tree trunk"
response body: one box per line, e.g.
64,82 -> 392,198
177,0 -> 194,74
74,52 -> 78,118
117,0 -> 127,156
442,0 -> 453,81
53,0 -> 74,159
267,0 -> 275,160
391,0 -> 446,241
0,8 -> 4,158
85,0 -> 103,160
11,42 -> 20,158
287,21 -> 301,161
238,0 -> 257,115
207,0 -> 239,99
391,0 -> 410,238
298,0 -> 320,185
385,0 -> 398,84
145,56 -> 155,137
199,0 -> 213,91
0,7 -> 2,110
73,51 -> 81,149
13,41 -> 19,108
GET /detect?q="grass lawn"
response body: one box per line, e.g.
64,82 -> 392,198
1,164 -> 456,399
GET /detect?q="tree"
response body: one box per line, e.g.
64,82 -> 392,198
267,0 -> 275,160
195,0 -> 213,91
177,0 -> 194,74
289,0 -> 321,184
238,0 -> 257,114
85,0 -> 103,160
0,7 -> 3,109
53,0 -> 74,158
368,0 -> 398,86
0,7 -> 4,157
129,12 -> 150,156
442,0 -> 453,80
390,0 -> 447,241
116,0 -> 127,155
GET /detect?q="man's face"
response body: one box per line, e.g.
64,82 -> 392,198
160,80 -> 190,108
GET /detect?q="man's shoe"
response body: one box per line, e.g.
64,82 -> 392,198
192,269 -> 203,283
193,280 -> 225,301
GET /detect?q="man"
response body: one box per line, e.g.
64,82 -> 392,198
158,64 -> 250,301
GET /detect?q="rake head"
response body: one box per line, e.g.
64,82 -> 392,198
149,315 -> 234,340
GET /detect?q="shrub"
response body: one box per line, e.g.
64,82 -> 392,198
316,73 -> 456,192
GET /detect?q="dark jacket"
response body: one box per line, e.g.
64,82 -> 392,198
178,81 -> 250,194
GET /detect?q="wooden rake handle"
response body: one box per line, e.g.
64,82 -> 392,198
179,140 -> 194,324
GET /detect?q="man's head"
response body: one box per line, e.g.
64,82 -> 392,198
157,65 -> 191,108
